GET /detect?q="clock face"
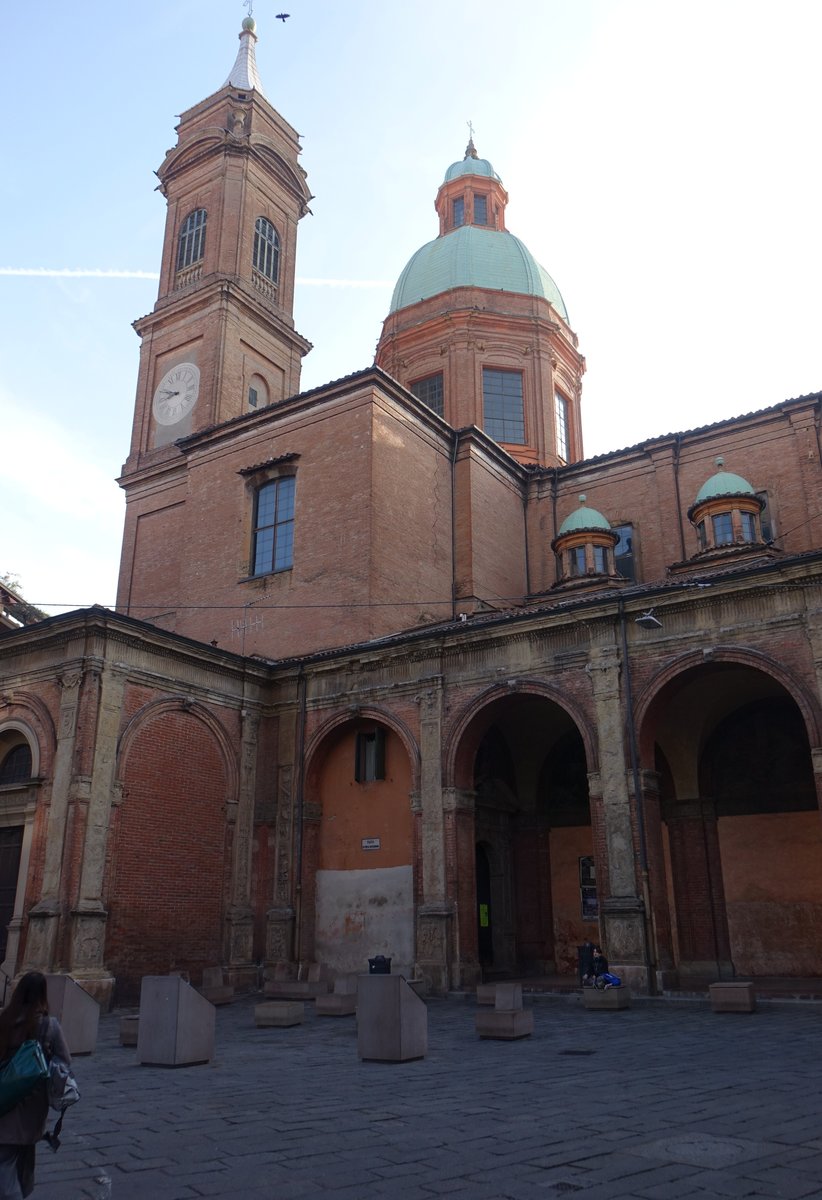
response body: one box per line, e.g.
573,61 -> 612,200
152,362 -> 200,426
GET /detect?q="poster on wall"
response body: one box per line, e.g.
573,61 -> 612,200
579,855 -> 598,919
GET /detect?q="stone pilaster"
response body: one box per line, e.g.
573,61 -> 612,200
66,664 -> 124,1004
444,786 -> 478,990
803,616 -> 822,828
265,906 -> 295,963
414,680 -> 453,991
416,902 -> 455,994
266,762 -> 295,963
586,645 -> 649,991
226,708 -> 259,967
417,681 -> 446,902
26,667 -> 83,970
632,769 -> 676,981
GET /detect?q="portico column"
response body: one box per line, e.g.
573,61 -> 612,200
586,645 -> 650,992
415,681 -> 454,993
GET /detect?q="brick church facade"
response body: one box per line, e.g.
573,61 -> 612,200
2,19 -> 822,1004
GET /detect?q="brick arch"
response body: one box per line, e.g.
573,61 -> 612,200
108,698 -> 237,1003
634,646 -> 822,761
0,692 -> 57,778
300,705 -> 419,974
117,697 -> 239,800
445,678 -> 598,791
304,705 -> 421,796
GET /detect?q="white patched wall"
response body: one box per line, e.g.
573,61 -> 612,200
315,865 -> 415,977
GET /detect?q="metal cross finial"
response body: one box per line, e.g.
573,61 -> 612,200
243,0 -> 254,17
467,120 -> 475,141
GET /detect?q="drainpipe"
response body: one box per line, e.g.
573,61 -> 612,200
292,666 -> 308,964
616,594 -> 657,993
450,431 -> 460,620
551,468 -> 560,584
522,481 -> 532,598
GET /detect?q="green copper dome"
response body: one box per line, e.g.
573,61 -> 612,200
389,226 -> 569,319
694,459 -> 756,504
444,156 -> 501,183
558,496 -> 612,536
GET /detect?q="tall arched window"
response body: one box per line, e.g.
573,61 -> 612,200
253,217 -> 280,283
177,209 -> 207,271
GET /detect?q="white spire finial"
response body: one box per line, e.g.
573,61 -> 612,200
224,11 -> 267,96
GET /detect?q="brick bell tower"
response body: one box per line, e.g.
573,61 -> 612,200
117,16 -> 312,614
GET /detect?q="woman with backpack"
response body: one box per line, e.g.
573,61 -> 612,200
0,972 -> 71,1199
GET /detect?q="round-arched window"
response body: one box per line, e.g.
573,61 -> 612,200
0,744 -> 32,785
177,208 -> 207,271
253,217 -> 280,284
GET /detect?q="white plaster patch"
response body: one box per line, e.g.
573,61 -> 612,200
315,865 -> 414,976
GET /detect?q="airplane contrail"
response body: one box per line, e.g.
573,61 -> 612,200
0,267 -> 392,287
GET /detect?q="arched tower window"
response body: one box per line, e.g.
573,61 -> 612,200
176,209 -> 207,271
253,218 -> 280,284
0,744 -> 32,786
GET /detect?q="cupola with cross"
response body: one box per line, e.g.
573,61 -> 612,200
376,137 -> 585,468
122,15 -> 312,472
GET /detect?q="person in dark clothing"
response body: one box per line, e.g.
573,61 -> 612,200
591,946 -> 622,989
0,972 -> 71,1200
592,945 -> 609,978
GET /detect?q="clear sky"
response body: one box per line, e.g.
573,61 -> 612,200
2,0 -> 820,614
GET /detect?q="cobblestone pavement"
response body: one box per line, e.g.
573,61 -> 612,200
35,993 -> 822,1200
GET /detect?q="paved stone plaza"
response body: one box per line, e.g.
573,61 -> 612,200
37,993 -> 822,1199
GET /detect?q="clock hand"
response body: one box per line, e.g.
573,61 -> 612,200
159,389 -> 180,399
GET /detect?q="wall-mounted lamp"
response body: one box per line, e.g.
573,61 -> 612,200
635,609 -> 662,630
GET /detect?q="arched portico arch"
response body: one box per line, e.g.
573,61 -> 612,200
635,652 -> 822,981
446,679 -> 599,791
447,683 -> 598,983
300,707 -> 418,977
109,698 -> 238,1003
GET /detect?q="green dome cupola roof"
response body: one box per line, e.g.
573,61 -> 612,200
444,137 -> 501,183
694,457 -> 757,504
389,227 -> 568,317
557,495 -> 612,536
388,138 -> 569,321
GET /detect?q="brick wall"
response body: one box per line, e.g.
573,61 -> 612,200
105,707 -> 230,1003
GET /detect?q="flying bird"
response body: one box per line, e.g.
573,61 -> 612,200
276,12 -> 290,20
